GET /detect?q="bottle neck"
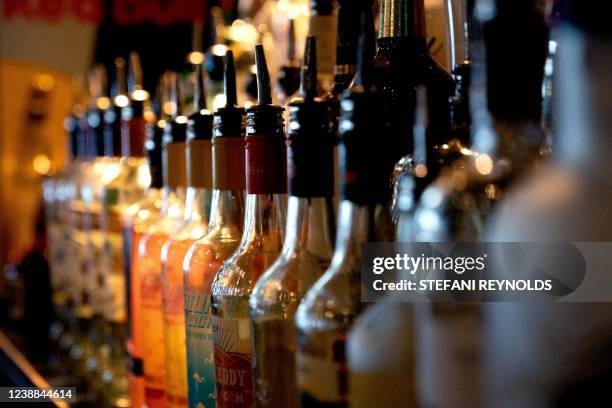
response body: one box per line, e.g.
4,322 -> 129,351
331,200 -> 394,274
239,193 -> 287,249
378,0 -> 426,40
554,25 -> 612,172
281,196 -> 335,261
208,189 -> 245,231
161,185 -> 186,217
184,187 -> 212,222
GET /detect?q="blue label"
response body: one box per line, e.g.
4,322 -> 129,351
185,288 -> 216,407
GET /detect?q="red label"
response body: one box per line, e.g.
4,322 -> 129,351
214,347 -> 253,407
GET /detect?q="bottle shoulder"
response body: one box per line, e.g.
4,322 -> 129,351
249,248 -> 326,320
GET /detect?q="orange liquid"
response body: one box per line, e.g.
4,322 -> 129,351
128,228 -> 145,408
138,231 -> 169,408
161,237 -> 195,408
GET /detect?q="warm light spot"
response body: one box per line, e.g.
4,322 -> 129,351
163,101 -> 176,116
132,89 -> 149,101
475,154 -> 494,175
33,154 -> 52,175
188,51 -> 205,65
485,183 -> 498,200
414,163 -> 428,178
249,64 -> 257,74
442,144 -> 449,149
144,110 -> 156,122
101,162 -> 122,184
211,44 -> 228,57
96,97 -> 111,110
157,119 -> 167,128
33,74 -> 55,91
137,164 -> 151,188
460,147 -> 474,156
229,20 -> 258,48
244,100 -> 255,109
114,94 -> 130,107
176,115 -> 188,124
213,94 -> 227,111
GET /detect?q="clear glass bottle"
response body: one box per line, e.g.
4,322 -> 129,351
122,80 -> 166,408
249,36 -> 335,408
210,45 -> 287,408
97,55 -> 150,407
295,8 -> 396,406
160,63 -> 212,408
136,72 -> 188,408
183,50 -> 246,408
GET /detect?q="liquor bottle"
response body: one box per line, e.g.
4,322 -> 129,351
409,3 -> 547,407
122,80 -> 167,408
183,50 -> 246,408
485,2 -> 612,407
210,45 -> 287,408
308,0 -> 337,92
137,72 -> 188,408
249,36 -> 335,408
276,18 -> 301,105
380,0 -> 456,221
295,8 -> 396,407
98,54 -> 150,406
346,92 -> 429,408
160,63 -> 213,408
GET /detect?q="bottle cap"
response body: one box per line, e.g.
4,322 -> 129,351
340,7 -> 395,204
245,45 -> 287,194
187,64 -> 213,189
288,36 -> 334,197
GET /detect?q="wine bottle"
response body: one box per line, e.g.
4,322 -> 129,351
295,8 -> 396,407
122,79 -> 167,408
160,63 -> 213,408
183,50 -> 246,408
136,72 -> 188,408
249,36 -> 335,408
210,44 -> 287,408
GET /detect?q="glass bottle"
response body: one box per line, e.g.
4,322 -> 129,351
183,50 -> 246,408
160,63 -> 213,408
98,54 -> 150,407
410,3 -> 547,407
122,80 -> 166,408
295,8 -> 396,407
249,36 -> 335,408
210,45 -> 287,408
136,72 -> 188,408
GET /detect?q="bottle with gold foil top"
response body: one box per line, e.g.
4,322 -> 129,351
308,0 -> 337,92
295,9 -> 396,407
183,50 -> 246,408
122,80 -> 166,408
249,36 -> 335,408
160,63 -> 213,408
211,45 -> 287,408
136,72 -> 188,408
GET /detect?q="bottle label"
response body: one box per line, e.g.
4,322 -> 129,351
245,134 -> 287,195
212,316 -> 254,407
213,137 -> 246,191
185,288 -> 216,407
297,337 -> 347,405
164,141 -> 188,189
187,139 -> 213,188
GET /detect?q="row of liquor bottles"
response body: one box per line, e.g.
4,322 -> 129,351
39,0 -> 587,407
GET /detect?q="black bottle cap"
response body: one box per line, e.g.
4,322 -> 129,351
288,36 -> 334,198
339,7 -> 395,204
246,45 -> 284,136
145,116 -> 164,189
187,64 -> 213,141
163,71 -> 188,144
214,50 -> 245,138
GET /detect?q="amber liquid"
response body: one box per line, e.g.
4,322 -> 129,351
126,227 -> 145,408
138,232 -> 169,408
161,237 -> 195,408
